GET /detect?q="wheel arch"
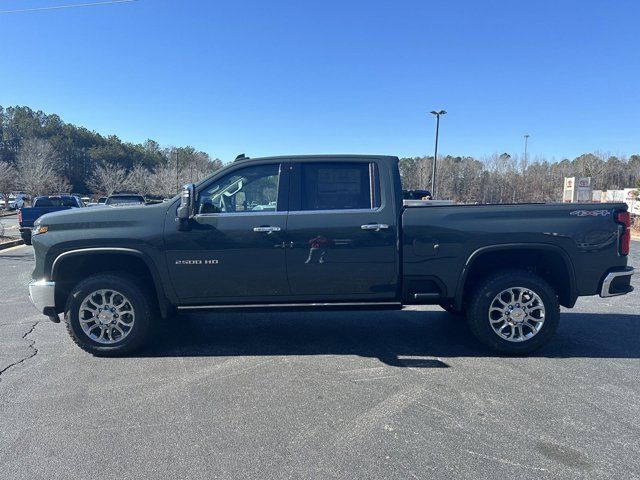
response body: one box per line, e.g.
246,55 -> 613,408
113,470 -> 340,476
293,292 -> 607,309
50,248 -> 171,318
455,243 -> 577,310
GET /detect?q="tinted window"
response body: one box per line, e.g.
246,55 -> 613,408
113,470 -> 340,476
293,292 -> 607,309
299,162 -> 376,211
106,196 -> 145,205
34,197 -> 79,207
199,164 -> 280,214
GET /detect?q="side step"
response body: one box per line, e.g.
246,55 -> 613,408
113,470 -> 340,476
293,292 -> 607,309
177,301 -> 402,312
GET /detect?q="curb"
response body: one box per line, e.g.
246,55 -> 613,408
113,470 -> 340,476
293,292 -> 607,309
0,238 -> 25,250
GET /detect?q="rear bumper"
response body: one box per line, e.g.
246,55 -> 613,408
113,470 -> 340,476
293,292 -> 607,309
28,280 -> 56,314
599,267 -> 635,298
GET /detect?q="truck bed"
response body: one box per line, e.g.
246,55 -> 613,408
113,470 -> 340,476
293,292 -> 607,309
401,202 -> 629,304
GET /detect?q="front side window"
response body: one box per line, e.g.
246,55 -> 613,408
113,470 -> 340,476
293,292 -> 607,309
198,164 -> 280,214
299,162 -> 378,211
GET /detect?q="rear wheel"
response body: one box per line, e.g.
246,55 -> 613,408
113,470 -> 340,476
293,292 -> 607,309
64,273 -> 152,356
466,270 -> 560,354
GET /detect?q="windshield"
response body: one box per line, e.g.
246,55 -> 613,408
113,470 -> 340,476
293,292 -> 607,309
106,196 -> 145,205
33,197 -> 78,207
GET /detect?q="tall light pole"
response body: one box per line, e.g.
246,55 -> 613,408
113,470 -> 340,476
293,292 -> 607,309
430,110 -> 446,198
523,134 -> 530,164
175,150 -> 179,193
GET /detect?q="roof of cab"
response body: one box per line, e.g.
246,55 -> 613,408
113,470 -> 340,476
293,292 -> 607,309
234,154 -> 398,164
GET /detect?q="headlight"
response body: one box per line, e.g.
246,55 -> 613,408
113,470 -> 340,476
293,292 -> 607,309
32,223 -> 48,236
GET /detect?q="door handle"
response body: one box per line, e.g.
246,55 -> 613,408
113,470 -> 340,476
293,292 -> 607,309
361,223 -> 389,231
253,226 -> 281,233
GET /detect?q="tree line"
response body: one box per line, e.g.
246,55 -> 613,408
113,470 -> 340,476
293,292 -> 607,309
400,152 -> 640,203
0,106 -> 223,200
1,105 -> 639,205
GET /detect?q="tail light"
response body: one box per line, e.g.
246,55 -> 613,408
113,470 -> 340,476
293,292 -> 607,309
615,210 -> 631,255
17,208 -> 22,224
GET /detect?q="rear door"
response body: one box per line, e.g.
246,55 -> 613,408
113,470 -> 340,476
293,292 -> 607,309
284,159 -> 399,301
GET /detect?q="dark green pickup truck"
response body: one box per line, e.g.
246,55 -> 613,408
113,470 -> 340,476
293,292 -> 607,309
28,155 -> 634,356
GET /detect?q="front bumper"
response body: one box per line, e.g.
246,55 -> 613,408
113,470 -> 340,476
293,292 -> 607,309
28,280 -> 56,314
599,267 -> 635,298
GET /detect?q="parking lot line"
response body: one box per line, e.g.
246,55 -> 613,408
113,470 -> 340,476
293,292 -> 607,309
0,244 -> 28,252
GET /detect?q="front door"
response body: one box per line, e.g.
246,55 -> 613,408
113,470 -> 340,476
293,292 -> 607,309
284,160 -> 399,301
165,162 -> 290,302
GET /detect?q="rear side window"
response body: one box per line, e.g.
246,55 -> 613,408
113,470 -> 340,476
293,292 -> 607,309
298,162 -> 379,211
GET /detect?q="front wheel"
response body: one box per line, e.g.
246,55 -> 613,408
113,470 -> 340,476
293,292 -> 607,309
64,273 -> 152,356
466,270 -> 560,355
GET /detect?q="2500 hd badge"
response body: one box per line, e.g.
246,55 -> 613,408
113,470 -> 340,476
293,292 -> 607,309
175,259 -> 220,265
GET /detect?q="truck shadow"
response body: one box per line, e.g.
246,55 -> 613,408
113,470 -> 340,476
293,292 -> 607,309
139,311 -> 640,366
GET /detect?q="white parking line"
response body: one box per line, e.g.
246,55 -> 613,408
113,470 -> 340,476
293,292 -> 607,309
0,244 -> 28,252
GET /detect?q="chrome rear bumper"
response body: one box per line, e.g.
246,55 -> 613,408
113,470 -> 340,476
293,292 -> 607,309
28,280 -> 56,314
600,267 -> 635,298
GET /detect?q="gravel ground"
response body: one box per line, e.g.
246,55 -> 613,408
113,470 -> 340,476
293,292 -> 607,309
0,243 -> 638,480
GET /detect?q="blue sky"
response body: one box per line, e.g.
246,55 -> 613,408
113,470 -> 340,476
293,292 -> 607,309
1,0 -> 639,162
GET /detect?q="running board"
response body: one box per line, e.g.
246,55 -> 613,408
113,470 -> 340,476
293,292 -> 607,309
177,301 -> 402,311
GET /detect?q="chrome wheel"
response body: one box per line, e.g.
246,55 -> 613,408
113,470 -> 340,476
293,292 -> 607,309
78,289 -> 135,344
488,287 -> 545,342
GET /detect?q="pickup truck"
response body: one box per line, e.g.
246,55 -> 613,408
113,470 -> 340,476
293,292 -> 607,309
18,195 -> 84,245
27,155 -> 635,356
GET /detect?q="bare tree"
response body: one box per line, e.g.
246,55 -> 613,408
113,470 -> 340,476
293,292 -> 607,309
0,161 -> 18,209
88,162 -> 128,196
126,164 -> 152,195
16,138 -> 61,196
149,164 -> 178,198
52,176 -> 73,195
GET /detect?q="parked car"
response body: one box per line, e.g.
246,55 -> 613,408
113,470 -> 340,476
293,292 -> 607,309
402,189 -> 431,200
105,194 -> 146,206
3,193 -> 29,210
27,155 -> 634,356
97,197 -> 108,205
18,195 -> 84,245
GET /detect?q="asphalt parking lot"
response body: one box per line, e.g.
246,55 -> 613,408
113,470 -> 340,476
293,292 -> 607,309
0,213 -> 19,238
1,242 -> 638,480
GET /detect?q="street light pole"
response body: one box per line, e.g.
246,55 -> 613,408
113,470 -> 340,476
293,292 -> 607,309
524,134 -> 530,164
175,150 -> 179,193
429,110 -> 446,199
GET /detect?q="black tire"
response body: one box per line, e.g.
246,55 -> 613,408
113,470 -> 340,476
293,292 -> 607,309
64,273 -> 152,356
465,270 -> 560,355
21,233 -> 32,245
439,303 -> 463,316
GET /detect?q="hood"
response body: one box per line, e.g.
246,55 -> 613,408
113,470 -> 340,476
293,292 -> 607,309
38,202 -> 172,229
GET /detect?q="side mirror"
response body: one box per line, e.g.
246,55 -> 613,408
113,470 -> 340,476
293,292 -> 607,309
177,184 -> 195,231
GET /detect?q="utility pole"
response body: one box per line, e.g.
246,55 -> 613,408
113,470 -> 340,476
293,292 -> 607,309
175,150 -> 179,193
524,134 -> 530,164
429,110 -> 446,198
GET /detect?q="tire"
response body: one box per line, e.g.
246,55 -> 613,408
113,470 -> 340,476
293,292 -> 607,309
64,273 -> 152,356
439,303 -> 463,316
21,233 -> 32,245
465,270 -> 560,355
